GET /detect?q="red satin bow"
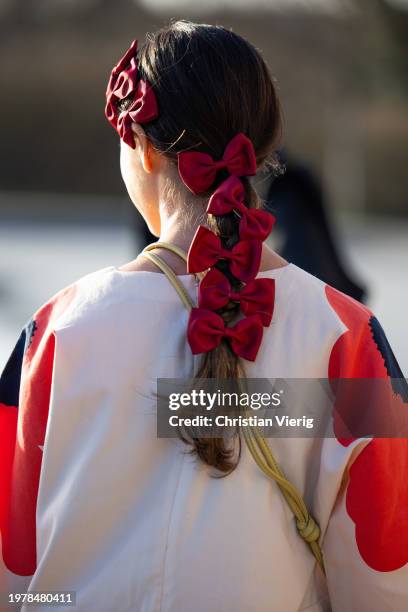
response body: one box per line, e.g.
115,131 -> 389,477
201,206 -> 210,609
207,176 -> 276,241
198,268 -> 275,326
105,40 -> 158,148
178,133 -> 257,195
187,226 -> 262,282
187,308 -> 263,361
109,39 -> 139,81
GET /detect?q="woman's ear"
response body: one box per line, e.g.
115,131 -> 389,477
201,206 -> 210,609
131,123 -> 154,173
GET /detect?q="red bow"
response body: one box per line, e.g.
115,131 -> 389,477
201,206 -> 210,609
178,133 -> 257,195
187,308 -> 263,361
198,268 -> 275,326
187,226 -> 262,282
110,39 -> 139,81
105,40 -> 158,148
207,176 -> 276,241
110,56 -> 139,100
114,81 -> 158,148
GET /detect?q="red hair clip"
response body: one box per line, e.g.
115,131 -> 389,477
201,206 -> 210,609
187,307 -> 264,361
207,176 -> 275,241
187,226 -> 262,282
198,268 -> 275,327
178,133 -> 257,195
105,39 -> 158,148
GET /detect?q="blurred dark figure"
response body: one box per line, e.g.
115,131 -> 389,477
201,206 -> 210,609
266,150 -> 367,303
133,149 -> 367,304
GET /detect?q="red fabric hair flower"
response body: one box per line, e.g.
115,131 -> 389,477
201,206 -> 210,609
105,39 -> 158,148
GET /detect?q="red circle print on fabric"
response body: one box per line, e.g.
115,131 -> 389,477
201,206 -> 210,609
326,284 -> 408,572
0,284 -> 77,577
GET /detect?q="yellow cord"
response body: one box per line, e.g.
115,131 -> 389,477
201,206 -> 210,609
143,241 -> 206,281
141,251 -> 194,311
242,423 -> 325,574
143,241 -> 188,262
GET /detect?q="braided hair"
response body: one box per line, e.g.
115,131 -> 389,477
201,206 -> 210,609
108,20 -> 283,473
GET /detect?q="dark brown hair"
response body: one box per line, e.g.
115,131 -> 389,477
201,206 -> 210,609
118,19 -> 283,474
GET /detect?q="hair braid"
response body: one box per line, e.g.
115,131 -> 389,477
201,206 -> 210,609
184,176 -> 261,474
105,20 -> 283,473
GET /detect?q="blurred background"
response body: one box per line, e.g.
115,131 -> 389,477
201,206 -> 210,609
0,0 -> 407,371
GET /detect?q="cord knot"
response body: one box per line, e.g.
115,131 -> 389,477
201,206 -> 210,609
296,515 -> 321,543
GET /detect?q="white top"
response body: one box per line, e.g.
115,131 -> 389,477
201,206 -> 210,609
0,262 -> 407,612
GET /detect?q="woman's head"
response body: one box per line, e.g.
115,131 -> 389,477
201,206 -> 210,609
114,19 -> 283,235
